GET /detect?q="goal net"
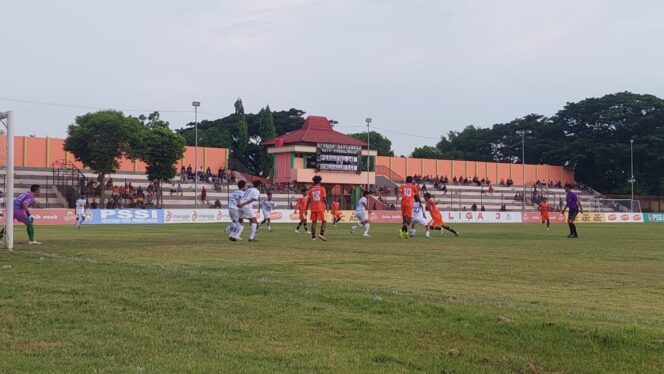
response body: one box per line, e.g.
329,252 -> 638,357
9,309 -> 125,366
591,199 -> 642,213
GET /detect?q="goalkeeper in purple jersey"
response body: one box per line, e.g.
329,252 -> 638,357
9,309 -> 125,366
0,184 -> 42,245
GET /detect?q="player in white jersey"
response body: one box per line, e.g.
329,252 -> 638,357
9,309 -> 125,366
409,194 -> 428,237
75,194 -> 87,229
350,190 -> 371,237
227,180 -> 246,241
259,192 -> 277,232
237,180 -> 261,242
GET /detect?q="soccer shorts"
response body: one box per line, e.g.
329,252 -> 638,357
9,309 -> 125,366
77,213 -> 86,222
299,210 -> 306,221
540,213 -> 549,222
412,216 -> 428,227
429,215 -> 444,227
262,209 -> 271,220
310,211 -> 326,222
13,209 -> 30,224
401,204 -> 413,219
228,207 -> 239,223
239,206 -> 255,220
356,210 -> 369,222
333,212 -> 341,220
568,208 -> 579,220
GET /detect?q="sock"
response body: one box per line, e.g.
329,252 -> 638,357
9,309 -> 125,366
402,224 -> 408,233
351,225 -> 359,231
320,222 -> 326,236
363,223 -> 370,236
234,224 -> 244,239
27,224 -> 35,242
268,225 -> 272,231
568,223 -> 574,235
547,220 -> 550,228
444,226 -> 458,235
304,225 -> 308,232
296,223 -> 301,230
571,223 -> 577,236
249,223 -> 257,240
425,230 -> 430,237
0,227 -> 5,240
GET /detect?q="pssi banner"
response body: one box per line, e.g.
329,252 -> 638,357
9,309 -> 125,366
84,209 -> 164,224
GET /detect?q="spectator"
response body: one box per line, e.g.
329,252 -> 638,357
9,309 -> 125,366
201,186 -> 207,205
488,185 -> 494,195
177,183 -> 183,196
442,184 -> 447,194
213,199 -> 222,208
480,205 -> 486,211
170,184 -> 177,196
471,203 -> 478,211
500,204 -> 507,211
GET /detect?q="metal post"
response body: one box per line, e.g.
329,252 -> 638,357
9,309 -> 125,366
522,132 -> 525,211
192,101 -> 201,208
365,117 -> 372,191
1,111 -> 15,251
630,139 -> 635,212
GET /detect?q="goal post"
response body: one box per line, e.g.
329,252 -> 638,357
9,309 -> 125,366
1,111 -> 14,251
593,198 -> 642,213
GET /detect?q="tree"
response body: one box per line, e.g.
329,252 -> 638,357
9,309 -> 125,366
255,106 -> 276,177
234,98 -> 249,153
131,126 -> 186,207
64,110 -> 140,206
411,145 -> 442,159
137,111 -> 170,129
349,131 -> 395,156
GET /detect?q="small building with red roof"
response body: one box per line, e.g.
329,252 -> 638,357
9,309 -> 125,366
262,115 -> 376,187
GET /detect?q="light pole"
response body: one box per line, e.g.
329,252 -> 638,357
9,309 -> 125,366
516,130 -> 532,211
192,101 -> 200,208
629,139 -> 635,211
365,117 -> 372,191
0,111 -> 14,251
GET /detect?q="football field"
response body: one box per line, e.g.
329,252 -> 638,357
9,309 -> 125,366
1,223 -> 663,373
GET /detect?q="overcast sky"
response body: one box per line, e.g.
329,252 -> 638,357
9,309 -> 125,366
1,0 -> 663,155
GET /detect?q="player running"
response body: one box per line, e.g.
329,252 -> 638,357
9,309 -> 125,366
75,193 -> 87,229
306,176 -> 328,241
398,176 -> 419,239
294,190 -> 309,234
237,180 -> 261,242
424,193 -> 459,237
350,190 -> 371,237
538,197 -> 551,230
409,194 -> 428,237
259,192 -> 277,232
0,184 -> 42,245
561,184 -> 583,238
227,180 -> 246,241
331,199 -> 342,226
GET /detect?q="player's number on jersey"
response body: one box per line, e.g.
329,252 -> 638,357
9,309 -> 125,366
312,191 -> 321,201
403,188 -> 412,197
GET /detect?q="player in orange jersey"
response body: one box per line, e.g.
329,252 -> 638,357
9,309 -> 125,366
424,193 -> 459,237
294,189 -> 309,233
538,197 -> 551,230
306,175 -> 328,241
398,176 -> 420,239
331,199 -> 342,226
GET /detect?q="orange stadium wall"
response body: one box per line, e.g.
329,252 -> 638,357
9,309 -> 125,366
0,135 -> 228,172
375,156 -> 574,184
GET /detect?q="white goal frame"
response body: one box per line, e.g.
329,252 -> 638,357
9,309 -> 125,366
1,111 -> 14,251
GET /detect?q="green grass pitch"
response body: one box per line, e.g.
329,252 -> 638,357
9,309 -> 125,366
1,223 -> 663,373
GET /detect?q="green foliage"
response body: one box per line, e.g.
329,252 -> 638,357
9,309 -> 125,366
132,126 -> 186,183
413,92 -> 664,194
64,110 -> 138,176
2,224 -> 664,372
411,145 -> 443,159
349,131 -> 395,156
178,104 -> 306,176
234,99 -> 249,154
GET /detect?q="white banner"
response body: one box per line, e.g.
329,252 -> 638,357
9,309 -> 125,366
442,211 -> 522,223
163,209 -> 226,224
603,212 -> 644,223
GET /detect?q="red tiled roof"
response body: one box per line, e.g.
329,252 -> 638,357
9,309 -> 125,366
262,116 -> 367,147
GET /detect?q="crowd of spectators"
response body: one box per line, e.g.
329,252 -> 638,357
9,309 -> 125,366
180,165 -> 235,186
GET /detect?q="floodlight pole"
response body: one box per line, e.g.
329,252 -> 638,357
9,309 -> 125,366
1,111 -> 14,251
192,101 -> 200,209
365,117 -> 372,191
517,130 -> 532,211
